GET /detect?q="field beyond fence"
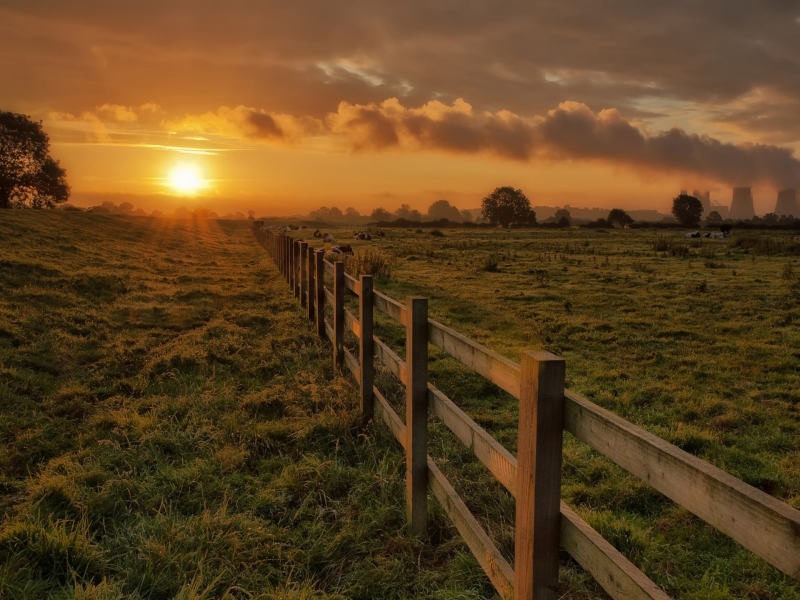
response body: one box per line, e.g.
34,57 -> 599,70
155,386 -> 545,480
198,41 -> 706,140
255,223 -> 800,600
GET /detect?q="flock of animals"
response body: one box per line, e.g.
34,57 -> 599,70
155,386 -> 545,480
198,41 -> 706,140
684,224 -> 733,239
256,223 -> 387,257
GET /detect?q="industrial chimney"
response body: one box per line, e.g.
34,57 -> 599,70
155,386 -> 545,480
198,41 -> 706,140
693,190 -> 711,214
774,189 -> 798,216
729,187 -> 755,220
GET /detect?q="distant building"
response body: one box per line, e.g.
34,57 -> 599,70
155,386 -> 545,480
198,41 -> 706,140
774,189 -> 798,216
692,190 -> 712,214
729,187 -> 755,220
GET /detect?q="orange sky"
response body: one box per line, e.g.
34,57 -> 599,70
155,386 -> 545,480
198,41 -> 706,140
2,2 -> 800,216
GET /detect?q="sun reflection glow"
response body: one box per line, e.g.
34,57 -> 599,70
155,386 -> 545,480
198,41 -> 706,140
169,167 -> 203,193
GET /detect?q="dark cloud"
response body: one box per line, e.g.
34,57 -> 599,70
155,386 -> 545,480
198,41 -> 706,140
244,111 -> 284,140
328,99 -> 800,188
1,0 -> 799,144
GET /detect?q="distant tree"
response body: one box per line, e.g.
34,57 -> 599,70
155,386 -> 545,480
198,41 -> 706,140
395,203 -> 422,220
118,202 -> 134,214
706,210 -> 722,223
554,208 -> 572,224
1,111 -> 70,209
460,209 -> 473,222
427,199 -> 462,221
671,194 -> 703,227
480,186 -> 534,228
370,207 -> 394,221
248,210 -> 255,220
607,208 -> 633,227
344,207 -> 361,219
763,212 -> 779,226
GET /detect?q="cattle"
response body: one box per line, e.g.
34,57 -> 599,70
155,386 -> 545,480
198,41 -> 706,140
323,234 -> 335,243
720,224 -> 733,237
331,244 -> 354,256
353,232 -> 371,241
684,231 -> 701,238
376,230 -> 386,238
300,225 -> 308,229
313,230 -> 323,238
709,232 -> 726,239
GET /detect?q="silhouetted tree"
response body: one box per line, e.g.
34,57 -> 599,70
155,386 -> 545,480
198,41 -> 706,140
706,210 -> 722,223
607,208 -> 633,227
370,207 -> 394,221
480,186 -> 535,228
248,210 -> 255,220
671,194 -> 703,227
0,111 -> 69,209
460,209 -> 473,222
554,208 -> 572,224
395,203 -> 422,220
427,199 -> 462,221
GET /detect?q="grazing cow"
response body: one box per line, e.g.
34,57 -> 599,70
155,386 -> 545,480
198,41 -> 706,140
331,244 -> 354,256
282,225 -> 292,232
354,232 -> 372,241
710,232 -> 726,239
300,225 -> 308,229
684,231 -> 701,239
323,234 -> 335,243
376,230 -> 386,238
313,230 -> 323,238
720,224 -> 732,237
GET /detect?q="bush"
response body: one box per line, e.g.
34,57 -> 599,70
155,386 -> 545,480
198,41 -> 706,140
430,229 -> 444,237
345,249 -> 393,278
483,255 -> 499,272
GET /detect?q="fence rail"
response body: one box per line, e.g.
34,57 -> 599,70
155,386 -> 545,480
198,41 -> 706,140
255,225 -> 800,599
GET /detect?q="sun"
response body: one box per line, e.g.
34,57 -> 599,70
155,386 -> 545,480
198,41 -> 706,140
169,167 -> 203,193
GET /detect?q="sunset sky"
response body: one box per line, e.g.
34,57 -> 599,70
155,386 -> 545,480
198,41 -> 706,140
2,1 -> 800,216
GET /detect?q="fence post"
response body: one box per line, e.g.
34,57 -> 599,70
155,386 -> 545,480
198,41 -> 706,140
359,275 -> 374,424
514,351 -> 565,600
315,250 -> 325,339
307,245 -> 315,320
333,261 -> 345,369
405,296 -> 428,536
285,237 -> 290,283
293,241 -> 300,298
299,242 -> 308,307
290,237 -> 296,289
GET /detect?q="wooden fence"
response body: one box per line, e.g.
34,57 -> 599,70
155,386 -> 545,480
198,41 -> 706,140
255,226 -> 800,600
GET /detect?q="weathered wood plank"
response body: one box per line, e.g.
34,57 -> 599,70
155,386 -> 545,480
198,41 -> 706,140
564,390 -> 800,581
428,319 -> 521,399
374,386 -> 406,448
333,262 -> 345,370
324,319 -> 334,342
359,275 -> 374,424
345,272 -> 360,294
344,308 -> 361,338
299,241 -> 308,308
343,346 -> 360,381
428,384 -> 517,494
560,503 -> 672,600
324,286 -> 334,306
323,259 -> 334,276
406,296 -> 428,536
374,336 -> 407,383
315,250 -> 325,339
373,290 -> 407,325
428,458 -> 515,600
515,352 -> 565,600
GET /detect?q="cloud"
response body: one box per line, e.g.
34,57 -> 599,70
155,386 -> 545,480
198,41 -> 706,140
164,106 -> 323,142
326,98 -> 800,188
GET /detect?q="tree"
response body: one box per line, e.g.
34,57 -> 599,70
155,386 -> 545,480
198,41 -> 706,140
395,204 -> 422,221
480,186 -> 535,228
671,194 -> 703,227
554,208 -> 572,224
248,210 -> 255,220
460,209 -> 473,222
706,210 -> 722,223
1,111 -> 69,209
427,199 -> 462,221
370,207 -> 394,222
607,208 -> 633,228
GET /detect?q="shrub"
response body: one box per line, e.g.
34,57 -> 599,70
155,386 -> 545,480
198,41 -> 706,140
346,249 -> 393,278
483,255 -> 499,272
430,229 -> 444,237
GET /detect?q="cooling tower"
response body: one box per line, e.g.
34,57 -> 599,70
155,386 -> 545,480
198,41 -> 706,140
729,187 -> 755,220
693,190 -> 711,214
774,189 -> 798,216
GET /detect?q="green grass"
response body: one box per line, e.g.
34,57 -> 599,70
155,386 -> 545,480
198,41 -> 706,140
305,224 -> 800,600
0,212 -> 504,600
2,214 -> 799,599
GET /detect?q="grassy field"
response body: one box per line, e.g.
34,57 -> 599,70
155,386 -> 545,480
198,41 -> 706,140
1,212 -> 798,599
305,223 -> 800,600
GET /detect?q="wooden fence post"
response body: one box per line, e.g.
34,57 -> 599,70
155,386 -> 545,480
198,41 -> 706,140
514,351 -> 566,600
333,261 -> 345,369
359,275 -> 374,424
299,242 -> 308,308
307,245 -> 315,320
293,241 -> 300,298
406,296 -> 428,536
285,237 -> 290,283
315,250 -> 325,339
290,237 -> 296,289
